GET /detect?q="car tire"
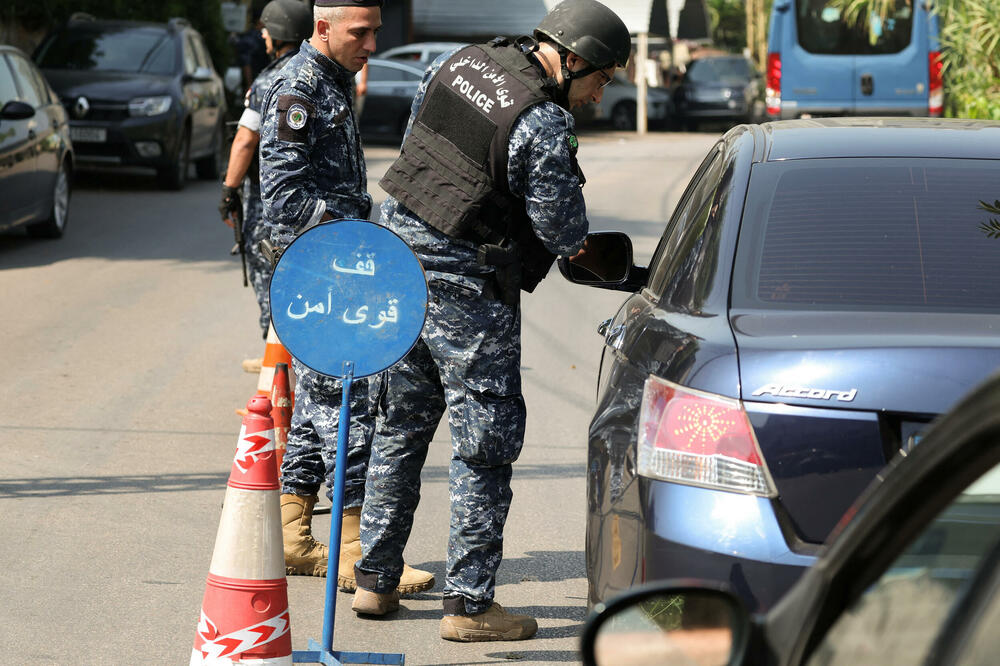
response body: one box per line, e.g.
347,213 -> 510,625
611,101 -> 637,131
160,127 -> 190,190
195,121 -> 224,180
27,158 -> 71,239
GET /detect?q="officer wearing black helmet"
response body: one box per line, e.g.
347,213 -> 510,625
351,0 -> 631,642
219,0 -> 312,342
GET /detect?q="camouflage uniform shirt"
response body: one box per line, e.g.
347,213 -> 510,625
260,40 -> 371,250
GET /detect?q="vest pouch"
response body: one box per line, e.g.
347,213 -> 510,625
386,120 -> 499,240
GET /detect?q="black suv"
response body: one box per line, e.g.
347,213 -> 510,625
34,14 -> 226,189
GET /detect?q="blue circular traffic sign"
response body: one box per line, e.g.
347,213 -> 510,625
269,219 -> 427,379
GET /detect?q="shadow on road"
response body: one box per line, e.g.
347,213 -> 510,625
398,550 -> 586,589
0,472 -> 229,498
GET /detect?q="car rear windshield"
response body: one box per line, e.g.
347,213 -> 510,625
796,0 -> 913,55
35,26 -> 176,75
733,158 -> 1000,313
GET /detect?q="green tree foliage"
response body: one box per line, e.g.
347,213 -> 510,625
2,0 -> 230,70
708,0 -> 749,53
937,0 -> 1000,119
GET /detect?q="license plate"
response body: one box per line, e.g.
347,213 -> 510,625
70,127 -> 107,143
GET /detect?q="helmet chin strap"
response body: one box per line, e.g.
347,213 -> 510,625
556,49 -> 600,109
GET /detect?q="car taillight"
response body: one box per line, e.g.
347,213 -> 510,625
637,376 -> 775,496
928,51 -> 943,117
765,52 -> 781,117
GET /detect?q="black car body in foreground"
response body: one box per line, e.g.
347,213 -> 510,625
581,371 -> 1000,666
34,14 -> 226,189
562,118 -> 1000,613
0,45 -> 74,238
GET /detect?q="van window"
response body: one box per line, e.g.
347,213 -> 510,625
796,0 -> 914,55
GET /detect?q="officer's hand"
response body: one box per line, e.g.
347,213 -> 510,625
219,185 -> 242,229
568,238 -> 605,280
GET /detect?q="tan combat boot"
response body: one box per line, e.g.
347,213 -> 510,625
281,494 -> 329,576
440,603 -> 538,642
337,506 -> 435,595
352,587 -> 400,616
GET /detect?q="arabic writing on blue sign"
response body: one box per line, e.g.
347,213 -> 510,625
269,219 -> 427,379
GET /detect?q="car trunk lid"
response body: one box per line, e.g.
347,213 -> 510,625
731,309 -> 1000,543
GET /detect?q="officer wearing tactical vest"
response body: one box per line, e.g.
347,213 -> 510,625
257,0 -> 434,596
219,0 -> 312,344
350,0 -> 631,642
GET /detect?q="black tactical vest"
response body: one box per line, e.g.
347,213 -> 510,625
380,39 -> 561,284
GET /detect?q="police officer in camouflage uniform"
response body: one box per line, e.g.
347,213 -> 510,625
258,0 -> 434,596
351,0 -> 632,641
220,0 -> 312,339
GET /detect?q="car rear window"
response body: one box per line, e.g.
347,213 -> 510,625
35,26 -> 176,75
733,158 -> 1000,313
796,0 -> 913,55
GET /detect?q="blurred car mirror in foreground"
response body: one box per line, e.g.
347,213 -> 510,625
582,584 -> 748,666
1,100 -> 36,121
558,231 -> 649,291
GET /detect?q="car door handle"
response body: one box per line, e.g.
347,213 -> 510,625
598,317 -> 627,351
598,317 -> 613,336
860,74 -> 874,96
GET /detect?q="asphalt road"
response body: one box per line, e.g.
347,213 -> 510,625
0,129 -> 718,664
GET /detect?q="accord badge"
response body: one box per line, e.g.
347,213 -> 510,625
752,383 -> 858,402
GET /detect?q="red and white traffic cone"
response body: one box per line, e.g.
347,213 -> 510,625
270,362 -> 292,475
192,395 -> 292,665
258,323 -> 295,403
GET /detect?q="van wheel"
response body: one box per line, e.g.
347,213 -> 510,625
27,159 -> 71,239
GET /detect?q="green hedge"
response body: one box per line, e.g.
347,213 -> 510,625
2,0 -> 231,70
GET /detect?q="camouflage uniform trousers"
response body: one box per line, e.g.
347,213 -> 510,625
356,276 -> 525,615
242,180 -> 272,338
280,357 -> 379,508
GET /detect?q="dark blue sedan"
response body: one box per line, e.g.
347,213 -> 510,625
562,117 -> 1000,612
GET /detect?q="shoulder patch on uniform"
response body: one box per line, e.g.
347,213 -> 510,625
287,103 -> 308,129
567,134 -> 579,151
277,94 -> 315,143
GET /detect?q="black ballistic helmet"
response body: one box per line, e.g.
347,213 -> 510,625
534,0 -> 631,70
261,0 -> 313,44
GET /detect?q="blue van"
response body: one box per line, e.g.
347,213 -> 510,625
766,0 -> 942,119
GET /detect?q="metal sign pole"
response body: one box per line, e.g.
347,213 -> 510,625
275,220 -> 424,666
321,361 -> 352,653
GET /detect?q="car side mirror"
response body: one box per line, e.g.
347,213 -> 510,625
1,100 -> 36,121
558,231 -> 649,291
581,582 -> 750,666
190,66 -> 214,82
